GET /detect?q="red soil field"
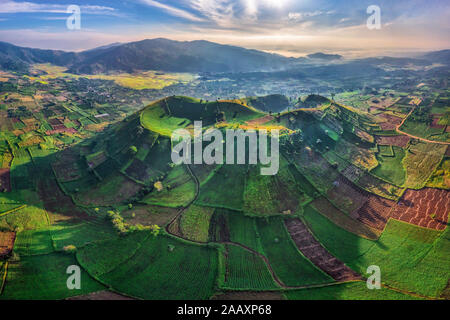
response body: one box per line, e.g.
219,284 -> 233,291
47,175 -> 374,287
285,219 -> 361,281
391,188 -> 449,231
375,135 -> 410,148
431,118 -> 445,129
0,168 -> 11,192
379,114 -> 403,131
352,195 -> 396,231
46,127 -> 77,136
0,232 -> 15,258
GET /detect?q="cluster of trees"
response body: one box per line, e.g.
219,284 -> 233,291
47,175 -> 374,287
106,210 -> 160,237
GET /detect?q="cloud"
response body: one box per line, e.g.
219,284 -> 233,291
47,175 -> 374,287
0,1 -> 117,15
139,0 -> 205,22
189,0 -> 235,27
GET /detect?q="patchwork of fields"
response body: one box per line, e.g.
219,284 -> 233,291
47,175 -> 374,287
0,91 -> 448,301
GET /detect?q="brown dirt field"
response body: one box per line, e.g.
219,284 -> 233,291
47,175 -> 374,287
285,218 -> 361,281
212,291 -> 284,300
52,152 -> 82,182
0,168 -> 11,192
122,205 -> 179,227
67,290 -> 134,300
391,188 -> 449,231
379,114 -> 403,131
46,127 -> 77,136
311,197 -> 380,240
352,195 -> 396,231
431,118 -> 445,129
0,232 -> 15,258
446,146 -> 450,157
37,177 -> 92,224
327,175 -> 369,214
375,135 -> 410,148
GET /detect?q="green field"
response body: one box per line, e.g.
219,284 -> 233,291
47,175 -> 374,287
196,164 -> 247,211
303,206 -> 449,298
180,204 -> 214,242
221,244 -> 279,290
1,252 -> 105,300
371,146 -> 406,186
256,217 -> 333,287
92,235 -> 218,299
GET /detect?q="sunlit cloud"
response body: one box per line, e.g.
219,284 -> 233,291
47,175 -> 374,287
0,1 -> 117,15
139,0 -> 206,22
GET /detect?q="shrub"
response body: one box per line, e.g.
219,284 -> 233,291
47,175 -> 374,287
63,245 -> 77,253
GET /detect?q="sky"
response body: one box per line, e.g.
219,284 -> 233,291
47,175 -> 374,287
0,0 -> 449,57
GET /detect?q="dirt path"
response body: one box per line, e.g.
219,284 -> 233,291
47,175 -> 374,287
396,107 -> 450,145
285,219 -> 361,282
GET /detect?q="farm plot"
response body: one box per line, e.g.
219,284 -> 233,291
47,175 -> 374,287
290,146 -> 339,193
243,159 -> 306,216
333,138 -> 378,171
311,197 -> 380,239
226,212 -> 263,254
221,244 -> 279,290
0,252 -> 105,300
0,205 -> 49,232
357,171 -> 403,200
196,164 -> 247,211
256,217 -> 332,287
371,146 -> 406,186
427,158 -> 450,189
76,174 -> 141,207
143,165 -> 196,208
122,205 -> 179,227
353,195 -> 396,231
77,231 -> 149,278
326,175 -> 369,214
37,176 -> 91,223
285,218 -> 361,281
0,232 -> 15,258
0,169 -> 11,192
378,114 -> 403,131
179,205 -> 214,243
390,188 -> 449,230
96,235 -> 218,300
304,207 -> 449,298
403,142 -> 447,189
51,220 -> 117,251
13,229 -> 53,256
375,135 -> 410,148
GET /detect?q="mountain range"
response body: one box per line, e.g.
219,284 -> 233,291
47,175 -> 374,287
0,38 -> 448,74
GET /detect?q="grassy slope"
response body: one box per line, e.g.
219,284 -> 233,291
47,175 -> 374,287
304,206 -> 449,298
96,235 -> 218,300
256,217 -> 333,287
222,244 -> 279,290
